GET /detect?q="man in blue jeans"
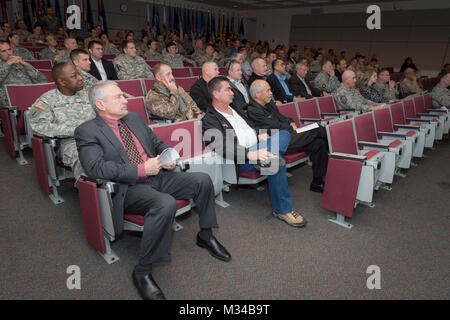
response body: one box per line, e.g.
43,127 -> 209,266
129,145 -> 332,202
201,76 -> 307,228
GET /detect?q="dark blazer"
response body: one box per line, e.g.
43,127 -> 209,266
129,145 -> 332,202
89,57 -> 118,81
247,72 -> 266,87
189,77 -> 210,112
229,78 -> 250,113
266,72 -> 294,103
75,112 -> 168,235
246,99 -> 294,133
288,74 -> 323,99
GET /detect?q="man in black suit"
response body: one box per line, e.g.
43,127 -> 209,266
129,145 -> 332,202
87,40 -> 118,81
227,59 -> 250,113
288,63 -> 325,99
75,81 -> 230,300
189,61 -> 219,112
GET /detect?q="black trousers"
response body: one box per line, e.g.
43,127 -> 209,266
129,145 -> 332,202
123,170 -> 218,267
285,127 -> 329,179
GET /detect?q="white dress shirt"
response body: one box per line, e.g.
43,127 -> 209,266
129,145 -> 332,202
228,77 -> 250,104
92,58 -> 108,80
217,107 -> 258,148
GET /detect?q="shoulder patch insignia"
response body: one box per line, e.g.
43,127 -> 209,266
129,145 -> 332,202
34,101 -> 48,111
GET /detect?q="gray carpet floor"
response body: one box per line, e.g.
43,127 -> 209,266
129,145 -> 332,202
1,136 -> 449,300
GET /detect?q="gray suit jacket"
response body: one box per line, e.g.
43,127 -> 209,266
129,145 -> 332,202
75,112 -> 168,234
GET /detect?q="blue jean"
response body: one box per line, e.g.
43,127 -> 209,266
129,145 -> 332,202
239,130 -> 293,214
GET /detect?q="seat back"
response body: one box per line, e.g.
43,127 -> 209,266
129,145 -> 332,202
390,102 -> 406,126
317,95 -> 337,114
326,119 -> 358,155
171,68 -> 192,78
5,83 -> 57,135
126,97 -> 151,124
277,102 -> 300,126
373,107 -> 394,133
403,99 -> 417,119
297,98 -> 320,121
152,119 -> 204,160
39,69 -> 54,82
28,47 -> 45,59
191,67 -> 202,77
219,67 -> 226,75
413,95 -> 426,113
353,113 -> 378,144
143,79 -> 156,93
423,93 -> 433,109
116,79 -> 145,97
175,76 -> 198,92
25,60 -> 52,69
145,60 -> 160,68
102,54 -> 116,61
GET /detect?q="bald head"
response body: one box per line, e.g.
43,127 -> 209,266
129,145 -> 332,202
202,61 -> 219,83
342,70 -> 356,88
252,58 -> 267,77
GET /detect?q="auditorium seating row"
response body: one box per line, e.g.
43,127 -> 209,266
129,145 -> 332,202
0,79 -> 447,263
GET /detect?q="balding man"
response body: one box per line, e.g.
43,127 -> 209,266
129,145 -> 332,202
29,63 -> 95,180
248,58 -> 267,86
54,37 -> 78,63
334,70 -> 381,112
288,63 -> 325,99
113,40 -> 154,80
146,63 -> 203,122
247,80 -> 328,192
75,81 -> 229,300
0,40 -> 47,108
313,60 -> 340,94
189,61 -> 220,112
430,71 -> 450,108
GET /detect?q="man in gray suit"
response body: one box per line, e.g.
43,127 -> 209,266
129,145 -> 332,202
75,81 -> 231,300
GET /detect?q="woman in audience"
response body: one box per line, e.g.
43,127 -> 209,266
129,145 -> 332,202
359,70 -> 395,104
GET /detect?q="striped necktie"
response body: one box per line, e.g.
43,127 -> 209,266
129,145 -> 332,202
118,120 -> 144,164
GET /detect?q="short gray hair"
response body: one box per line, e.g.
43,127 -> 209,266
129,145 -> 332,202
89,80 -> 118,112
249,80 -> 265,99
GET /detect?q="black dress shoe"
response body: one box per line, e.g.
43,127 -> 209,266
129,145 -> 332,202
196,233 -> 231,262
132,268 -> 166,300
310,182 -> 324,193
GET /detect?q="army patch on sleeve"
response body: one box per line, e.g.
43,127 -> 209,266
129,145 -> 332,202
34,101 -> 48,111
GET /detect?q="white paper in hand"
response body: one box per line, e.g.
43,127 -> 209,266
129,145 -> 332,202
296,122 -> 319,134
159,148 -> 180,165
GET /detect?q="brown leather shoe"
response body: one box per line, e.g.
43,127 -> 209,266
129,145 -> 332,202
273,210 -> 307,228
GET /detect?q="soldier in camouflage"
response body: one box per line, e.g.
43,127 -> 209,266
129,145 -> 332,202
143,40 -> 163,61
29,63 -> 95,180
70,49 -> 100,93
40,34 -> 59,62
373,68 -> 399,101
313,60 -> 340,94
8,32 -> 35,60
145,63 -> 203,122
334,70 -> 381,112
113,40 -> 154,80
197,44 -> 225,68
100,33 -> 120,56
430,71 -> 450,108
0,40 -> 47,108
41,8 -> 60,35
54,37 -> 78,64
13,20 -> 31,42
162,42 -> 195,69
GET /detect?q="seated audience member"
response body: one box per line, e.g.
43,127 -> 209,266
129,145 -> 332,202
265,51 -> 277,76
267,58 -> 304,104
334,70 -> 382,112
198,44 -> 225,67
28,25 -> 45,45
239,47 -> 253,80
145,63 -> 203,122
0,40 -> 47,108
288,63 -> 325,99
201,76 -> 307,228
54,37 -> 78,63
88,40 -> 119,81
75,80 -> 230,300
373,68 -> 399,101
359,70 -> 396,104
191,38 -> 205,63
143,40 -> 163,61
334,58 -> 347,82
13,19 -> 31,42
40,34 -> 59,61
8,32 -> 35,60
227,59 -> 251,113
313,60 -> 340,94
189,61 -> 220,112
162,41 -> 195,68
246,80 -> 328,192
70,49 -> 100,92
29,63 -> 95,180
248,58 -> 268,86
430,71 -> 450,108
100,33 -> 121,55
113,40 -> 154,80
400,67 -> 423,96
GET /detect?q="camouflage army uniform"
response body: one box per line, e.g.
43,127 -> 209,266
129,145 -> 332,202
40,47 -> 59,61
54,50 -> 71,64
145,82 -> 202,122
143,50 -> 163,61
334,83 -> 378,112
314,72 -> 340,94
113,54 -> 154,80
400,78 -> 423,95
13,47 -> 35,61
192,50 -> 205,65
28,34 -> 45,45
430,84 -> 450,108
41,15 -> 59,34
103,44 -> 120,55
156,41 -> 166,53
15,29 -> 31,42
373,82 -> 398,100
76,67 -> 99,92
0,61 -> 47,108
162,53 -> 195,68
29,88 -> 95,180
